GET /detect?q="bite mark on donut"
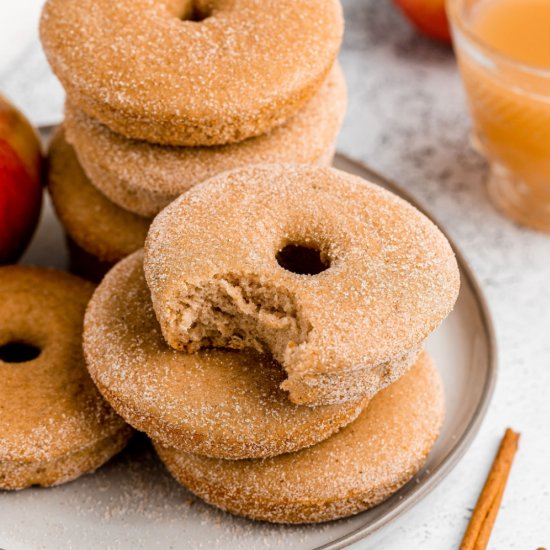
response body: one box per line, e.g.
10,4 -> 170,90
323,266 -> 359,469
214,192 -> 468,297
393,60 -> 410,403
165,274 -> 312,371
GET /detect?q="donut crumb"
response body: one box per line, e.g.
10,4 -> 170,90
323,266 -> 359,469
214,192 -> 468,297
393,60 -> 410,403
165,274 -> 312,371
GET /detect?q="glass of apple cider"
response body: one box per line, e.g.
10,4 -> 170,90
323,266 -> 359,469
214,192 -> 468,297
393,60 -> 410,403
448,0 -> 550,232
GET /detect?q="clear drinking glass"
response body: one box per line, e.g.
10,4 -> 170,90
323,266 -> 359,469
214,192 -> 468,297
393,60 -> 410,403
447,0 -> 550,232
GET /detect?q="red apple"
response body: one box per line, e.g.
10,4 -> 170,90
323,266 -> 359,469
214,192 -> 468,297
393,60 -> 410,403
0,95 -> 43,264
394,0 -> 452,44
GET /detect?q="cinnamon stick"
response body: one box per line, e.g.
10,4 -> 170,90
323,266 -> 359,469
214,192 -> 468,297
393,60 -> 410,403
460,428 -> 520,550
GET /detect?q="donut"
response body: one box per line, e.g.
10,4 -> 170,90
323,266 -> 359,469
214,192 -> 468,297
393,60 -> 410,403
0,266 -> 132,490
47,128 -> 151,279
40,0 -> 344,146
84,251 -> 367,460
155,350 -> 444,523
144,165 -> 460,406
63,64 -> 346,217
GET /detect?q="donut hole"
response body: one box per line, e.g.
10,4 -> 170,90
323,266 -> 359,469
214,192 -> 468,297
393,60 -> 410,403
181,2 -> 212,22
276,244 -> 330,276
0,341 -> 41,363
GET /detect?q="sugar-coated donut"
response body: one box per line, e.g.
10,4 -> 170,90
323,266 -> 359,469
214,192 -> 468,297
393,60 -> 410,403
144,165 -> 460,406
84,251 -> 367,459
64,64 -> 346,217
40,0 -> 343,146
47,128 -> 151,278
155,350 -> 444,524
0,266 -> 132,490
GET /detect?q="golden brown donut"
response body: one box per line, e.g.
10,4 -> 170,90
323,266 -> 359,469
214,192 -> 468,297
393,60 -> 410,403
64,64 -> 346,217
84,251 -> 367,459
0,266 -> 133,490
155,350 -> 444,524
40,0 -> 343,146
144,165 -> 460,406
47,128 -> 151,278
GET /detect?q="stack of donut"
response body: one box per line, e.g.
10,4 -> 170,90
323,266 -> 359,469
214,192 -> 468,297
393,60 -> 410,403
83,164 -> 460,523
34,0 -> 462,526
40,0 -> 347,280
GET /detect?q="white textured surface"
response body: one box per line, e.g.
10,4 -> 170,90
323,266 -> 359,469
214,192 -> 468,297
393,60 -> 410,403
338,3 -> 550,549
1,0 -> 549,547
0,0 -> 63,125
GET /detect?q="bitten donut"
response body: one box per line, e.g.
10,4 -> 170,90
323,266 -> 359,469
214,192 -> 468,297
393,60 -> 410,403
0,266 -> 132,490
155,350 -> 444,524
144,165 -> 460,406
47,128 -> 151,280
40,0 -> 343,146
84,251 -> 367,460
64,65 -> 346,217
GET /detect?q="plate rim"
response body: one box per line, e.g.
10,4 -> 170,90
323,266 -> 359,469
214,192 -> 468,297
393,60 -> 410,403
23,134 -> 498,549
318,154 -> 498,549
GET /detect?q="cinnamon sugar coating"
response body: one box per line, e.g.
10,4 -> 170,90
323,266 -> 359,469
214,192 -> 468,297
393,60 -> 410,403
155,350 -> 444,524
84,252 -> 368,459
47,128 -> 151,266
40,0 -> 343,146
64,64 -> 346,217
144,165 -> 460,406
0,266 -> 132,490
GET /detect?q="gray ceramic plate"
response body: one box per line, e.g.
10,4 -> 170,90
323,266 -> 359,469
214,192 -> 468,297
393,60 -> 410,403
1,153 -> 496,550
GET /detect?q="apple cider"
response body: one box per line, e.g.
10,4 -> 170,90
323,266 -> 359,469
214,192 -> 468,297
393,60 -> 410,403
448,0 -> 550,231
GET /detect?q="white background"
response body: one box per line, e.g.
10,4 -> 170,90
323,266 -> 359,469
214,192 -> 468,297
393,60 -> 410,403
1,0 -> 550,548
